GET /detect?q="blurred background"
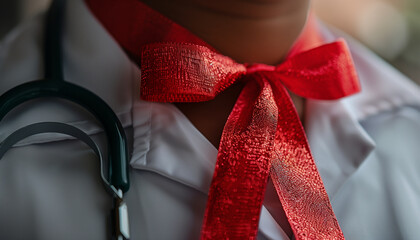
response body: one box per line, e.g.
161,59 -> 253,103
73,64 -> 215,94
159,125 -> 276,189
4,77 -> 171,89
313,0 -> 420,84
1,0 -> 419,83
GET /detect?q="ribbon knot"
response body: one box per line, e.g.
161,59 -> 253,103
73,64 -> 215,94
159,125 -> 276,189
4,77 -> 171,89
245,64 -> 276,74
140,39 -> 360,240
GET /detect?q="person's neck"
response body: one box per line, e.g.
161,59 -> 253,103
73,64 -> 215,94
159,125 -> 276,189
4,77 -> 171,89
139,0 -> 310,65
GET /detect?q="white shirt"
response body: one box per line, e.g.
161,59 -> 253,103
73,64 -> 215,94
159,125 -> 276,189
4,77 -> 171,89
1,1 -> 420,239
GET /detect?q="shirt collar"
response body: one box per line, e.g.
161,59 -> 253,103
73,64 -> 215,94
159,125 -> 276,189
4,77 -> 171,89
84,0 -> 372,198
4,0 -> 419,205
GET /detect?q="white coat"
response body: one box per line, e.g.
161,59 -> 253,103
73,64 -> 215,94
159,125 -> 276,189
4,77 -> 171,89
1,1 -> 420,239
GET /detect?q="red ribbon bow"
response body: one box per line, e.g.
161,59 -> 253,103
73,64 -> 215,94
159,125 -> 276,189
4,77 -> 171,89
140,40 -> 359,239
85,0 -> 360,238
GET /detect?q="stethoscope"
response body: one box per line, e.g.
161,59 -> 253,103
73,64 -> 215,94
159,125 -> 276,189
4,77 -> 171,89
0,0 -> 130,239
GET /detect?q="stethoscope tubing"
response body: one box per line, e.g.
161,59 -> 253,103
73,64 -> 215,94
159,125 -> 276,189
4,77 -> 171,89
0,0 -> 130,192
0,79 -> 130,192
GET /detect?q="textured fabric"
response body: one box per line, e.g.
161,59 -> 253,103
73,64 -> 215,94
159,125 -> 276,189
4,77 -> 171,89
140,41 -> 358,239
86,0 -> 361,238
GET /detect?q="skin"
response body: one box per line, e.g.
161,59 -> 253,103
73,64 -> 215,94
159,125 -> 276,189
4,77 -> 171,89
138,0 -> 311,236
140,0 -> 310,64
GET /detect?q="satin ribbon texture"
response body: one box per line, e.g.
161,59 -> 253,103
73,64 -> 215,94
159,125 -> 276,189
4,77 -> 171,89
140,39 -> 360,239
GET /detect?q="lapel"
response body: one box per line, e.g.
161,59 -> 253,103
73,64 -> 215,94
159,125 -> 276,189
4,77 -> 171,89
309,22 -> 420,199
305,99 -> 376,198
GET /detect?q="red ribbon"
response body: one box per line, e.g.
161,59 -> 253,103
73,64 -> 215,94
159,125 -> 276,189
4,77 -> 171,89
86,0 -> 360,238
141,41 -> 359,239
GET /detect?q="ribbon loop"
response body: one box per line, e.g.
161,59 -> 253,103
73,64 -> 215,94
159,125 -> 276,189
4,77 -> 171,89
274,40 -> 360,100
141,43 -> 246,103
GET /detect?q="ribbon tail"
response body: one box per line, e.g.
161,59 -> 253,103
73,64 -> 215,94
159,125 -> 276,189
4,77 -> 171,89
201,76 -> 278,239
269,82 -> 345,240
